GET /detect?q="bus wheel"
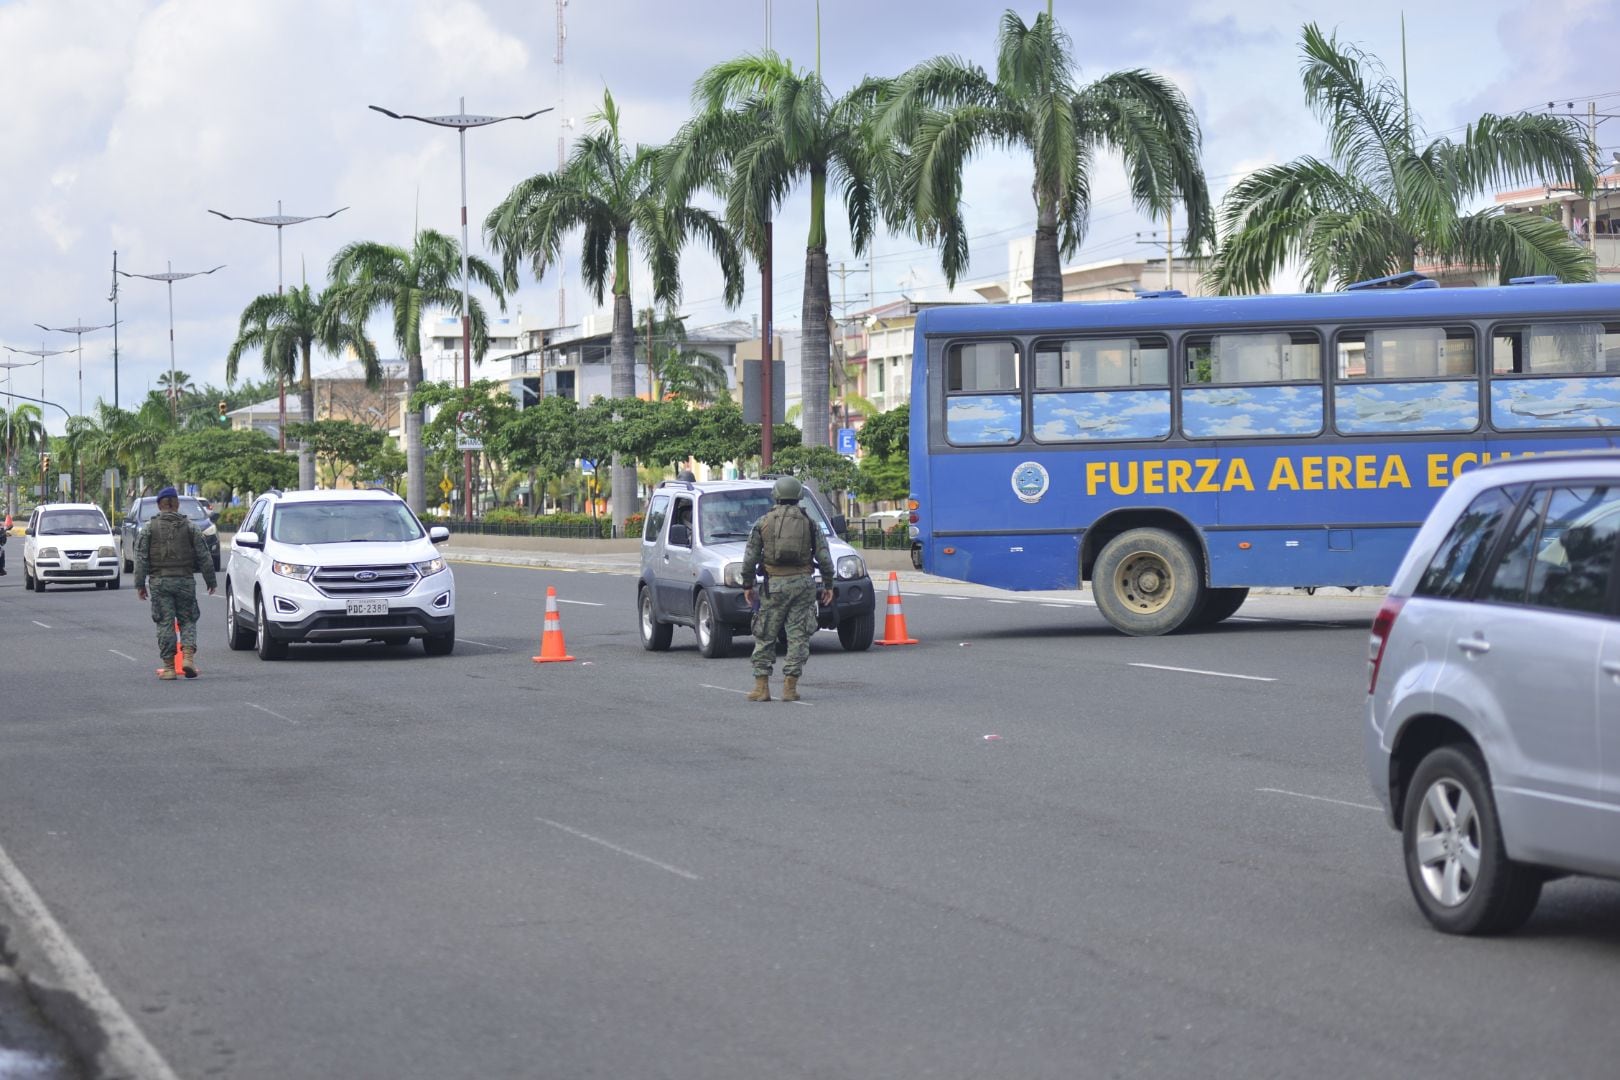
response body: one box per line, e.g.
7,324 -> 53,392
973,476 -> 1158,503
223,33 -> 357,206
1093,528 -> 1203,636
1191,587 -> 1249,627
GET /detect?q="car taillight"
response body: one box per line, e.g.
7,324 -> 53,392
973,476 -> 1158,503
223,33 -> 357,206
1367,596 -> 1407,695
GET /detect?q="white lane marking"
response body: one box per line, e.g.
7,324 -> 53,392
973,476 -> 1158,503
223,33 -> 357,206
0,838 -> 183,1080
1257,788 -> 1381,811
1129,662 -> 1276,683
459,638 -> 509,649
537,817 -> 702,881
701,684 -> 747,695
108,649 -> 139,663
987,600 -> 1018,605
1040,603 -> 1072,608
554,598 -> 604,607
244,702 -> 295,724
30,621 -> 50,629
938,596 -> 970,601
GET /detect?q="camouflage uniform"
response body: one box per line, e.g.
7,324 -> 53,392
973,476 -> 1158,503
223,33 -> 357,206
134,510 -> 217,664
741,506 -> 833,680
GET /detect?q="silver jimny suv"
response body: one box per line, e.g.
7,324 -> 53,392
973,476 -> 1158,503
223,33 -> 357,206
638,477 -> 878,657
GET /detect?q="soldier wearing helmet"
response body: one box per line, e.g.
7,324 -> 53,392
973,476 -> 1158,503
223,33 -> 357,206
740,475 -> 833,702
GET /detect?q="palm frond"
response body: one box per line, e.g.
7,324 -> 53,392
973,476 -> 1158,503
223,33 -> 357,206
1450,209 -> 1596,284
1299,23 -> 1409,186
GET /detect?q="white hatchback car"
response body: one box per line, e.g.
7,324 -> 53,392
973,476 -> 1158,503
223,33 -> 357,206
22,503 -> 121,591
224,489 -> 454,659
1367,452 -> 1620,934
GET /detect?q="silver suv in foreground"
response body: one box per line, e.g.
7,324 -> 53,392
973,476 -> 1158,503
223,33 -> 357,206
638,478 -> 878,657
1367,452 -> 1620,934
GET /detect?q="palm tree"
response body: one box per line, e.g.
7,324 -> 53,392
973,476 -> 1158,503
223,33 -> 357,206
879,6 -> 1211,302
667,51 -> 887,449
155,369 -> 196,400
327,229 -> 505,514
486,88 -> 744,530
226,283 -> 377,490
1,403 -> 44,517
1213,24 -> 1596,293
82,402 -> 170,504
644,307 -> 729,404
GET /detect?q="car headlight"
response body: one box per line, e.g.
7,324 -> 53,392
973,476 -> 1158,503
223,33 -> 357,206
271,561 -> 314,581
97,546 -> 116,559
414,557 -> 446,577
203,523 -> 217,537
39,547 -> 60,560
722,561 -> 745,587
836,554 -> 866,580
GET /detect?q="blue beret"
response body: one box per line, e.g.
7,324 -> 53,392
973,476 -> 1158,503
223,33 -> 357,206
157,486 -> 180,501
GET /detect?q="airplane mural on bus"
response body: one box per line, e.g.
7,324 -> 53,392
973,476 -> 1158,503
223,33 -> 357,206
1492,377 -> 1620,429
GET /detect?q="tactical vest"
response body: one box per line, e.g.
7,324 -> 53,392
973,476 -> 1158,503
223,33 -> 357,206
760,505 -> 815,568
148,512 -> 195,574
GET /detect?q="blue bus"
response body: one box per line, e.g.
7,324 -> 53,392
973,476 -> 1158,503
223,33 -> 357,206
907,274 -> 1620,634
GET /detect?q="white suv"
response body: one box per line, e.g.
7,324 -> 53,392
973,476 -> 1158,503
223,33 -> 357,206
1367,453 -> 1620,934
22,503 -> 121,591
224,489 -> 455,659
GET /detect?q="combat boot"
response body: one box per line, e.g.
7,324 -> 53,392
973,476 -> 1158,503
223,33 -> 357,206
746,675 -> 771,701
781,676 -> 800,702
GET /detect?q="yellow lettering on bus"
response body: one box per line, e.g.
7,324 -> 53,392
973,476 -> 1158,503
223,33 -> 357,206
1355,455 -> 1378,489
1327,455 -> 1353,490
1108,461 -> 1139,495
1381,455 -> 1412,488
1300,456 -> 1324,491
1224,458 -> 1255,491
1143,459 -> 1165,495
1194,459 -> 1221,493
1451,451 -> 1479,478
1167,459 -> 1193,494
1427,453 -> 1449,488
1269,458 -> 1301,491
1085,461 -> 1106,496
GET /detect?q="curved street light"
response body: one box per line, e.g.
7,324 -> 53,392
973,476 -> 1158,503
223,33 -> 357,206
115,262 -> 225,422
35,319 -> 116,418
370,100 -> 552,517
1,356 -> 45,516
208,203 -> 347,452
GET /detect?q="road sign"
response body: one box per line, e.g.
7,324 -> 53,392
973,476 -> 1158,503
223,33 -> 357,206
456,438 -> 483,451
439,502 -> 451,516
439,476 -> 454,496
837,427 -> 858,455
58,472 -> 71,494
579,459 -> 595,476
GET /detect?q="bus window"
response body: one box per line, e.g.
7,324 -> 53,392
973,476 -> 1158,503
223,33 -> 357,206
945,341 -> 1022,445
1033,336 -> 1168,388
1337,327 -> 1476,379
1185,331 -> 1320,384
1492,322 -> 1620,375
1030,335 -> 1170,443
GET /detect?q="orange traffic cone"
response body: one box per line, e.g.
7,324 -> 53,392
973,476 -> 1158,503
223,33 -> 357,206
532,585 -> 576,663
157,620 -> 184,677
874,571 -> 919,646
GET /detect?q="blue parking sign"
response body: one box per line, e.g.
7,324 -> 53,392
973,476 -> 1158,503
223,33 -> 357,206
837,427 -> 857,455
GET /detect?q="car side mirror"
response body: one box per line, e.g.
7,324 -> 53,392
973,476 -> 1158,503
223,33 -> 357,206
669,523 -> 692,547
429,526 -> 450,544
233,530 -> 263,550
23,527 -> 32,537
831,514 -> 848,539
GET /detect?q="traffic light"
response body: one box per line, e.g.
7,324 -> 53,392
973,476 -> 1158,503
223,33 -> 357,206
40,452 -> 50,472
218,400 -> 229,424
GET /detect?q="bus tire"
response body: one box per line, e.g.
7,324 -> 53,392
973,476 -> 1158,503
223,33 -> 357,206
1192,587 -> 1249,627
1092,528 -> 1203,636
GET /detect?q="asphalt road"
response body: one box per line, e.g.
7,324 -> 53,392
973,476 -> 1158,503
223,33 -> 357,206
2,564 -> 1619,1079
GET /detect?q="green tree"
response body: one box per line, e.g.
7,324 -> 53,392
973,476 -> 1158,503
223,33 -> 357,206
1,403 -> 45,517
880,7 -> 1211,301
328,229 -> 506,514
285,419 -> 391,489
669,47 -> 888,449
486,88 -> 744,532
771,444 -> 859,506
1212,24 -> 1596,292
688,397 -> 754,468
643,306 -> 730,403
856,454 -> 909,504
226,282 -> 377,490
155,427 -> 295,500
856,402 -> 909,460
496,395 -> 581,512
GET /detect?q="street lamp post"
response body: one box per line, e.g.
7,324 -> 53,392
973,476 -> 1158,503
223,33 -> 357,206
208,203 -> 347,453
115,262 -> 225,423
3,346 -> 73,422
34,319 -> 116,418
0,357 -> 42,519
369,100 -> 552,519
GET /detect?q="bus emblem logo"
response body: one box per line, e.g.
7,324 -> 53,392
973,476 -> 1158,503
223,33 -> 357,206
1011,462 -> 1050,504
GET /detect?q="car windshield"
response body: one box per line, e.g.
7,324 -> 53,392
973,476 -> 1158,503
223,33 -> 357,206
700,489 -> 832,543
271,501 -> 424,545
134,498 -> 209,524
39,510 -> 110,535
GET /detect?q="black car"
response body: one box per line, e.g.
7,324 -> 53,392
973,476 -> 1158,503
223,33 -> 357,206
121,495 -> 221,572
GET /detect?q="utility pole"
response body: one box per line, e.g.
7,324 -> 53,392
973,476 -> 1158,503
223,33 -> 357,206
109,251 -> 120,411
556,0 -> 571,332
1590,101 -> 1600,259
1166,204 -> 1175,290
759,0 -> 774,470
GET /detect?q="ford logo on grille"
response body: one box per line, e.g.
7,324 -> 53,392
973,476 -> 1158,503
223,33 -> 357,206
353,570 -> 379,582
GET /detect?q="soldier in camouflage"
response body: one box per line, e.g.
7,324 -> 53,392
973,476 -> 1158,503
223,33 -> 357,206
740,476 -> 833,702
134,487 -> 217,679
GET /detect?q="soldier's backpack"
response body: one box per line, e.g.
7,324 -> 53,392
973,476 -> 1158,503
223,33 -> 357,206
761,505 -> 816,567
149,513 -> 194,572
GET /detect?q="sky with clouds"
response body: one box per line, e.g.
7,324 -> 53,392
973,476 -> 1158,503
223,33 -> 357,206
3,0 -> 1617,431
